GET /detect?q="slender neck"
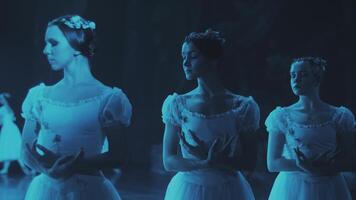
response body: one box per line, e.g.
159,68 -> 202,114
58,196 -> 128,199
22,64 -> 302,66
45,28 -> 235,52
62,55 -> 94,86
196,71 -> 225,97
296,89 -> 324,110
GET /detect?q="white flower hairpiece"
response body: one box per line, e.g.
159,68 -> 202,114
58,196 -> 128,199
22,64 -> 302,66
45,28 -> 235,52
313,57 -> 327,71
293,57 -> 327,72
61,15 -> 96,30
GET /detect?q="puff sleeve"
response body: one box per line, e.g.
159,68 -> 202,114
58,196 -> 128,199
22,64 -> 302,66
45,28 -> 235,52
161,93 -> 181,126
21,84 -> 44,121
239,96 -> 260,133
99,88 -> 132,128
265,107 -> 287,135
334,106 -> 355,133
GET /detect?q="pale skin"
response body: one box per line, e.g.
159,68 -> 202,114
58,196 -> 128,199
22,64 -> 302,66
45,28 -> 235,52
20,25 -> 124,179
163,42 -> 257,172
267,61 -> 354,175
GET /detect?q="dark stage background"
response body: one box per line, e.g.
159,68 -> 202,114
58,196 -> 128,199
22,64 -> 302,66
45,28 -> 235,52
0,0 -> 355,169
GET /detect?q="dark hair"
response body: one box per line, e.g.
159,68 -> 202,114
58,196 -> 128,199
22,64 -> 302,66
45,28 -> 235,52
184,29 -> 226,60
48,15 -> 96,57
291,57 -> 327,83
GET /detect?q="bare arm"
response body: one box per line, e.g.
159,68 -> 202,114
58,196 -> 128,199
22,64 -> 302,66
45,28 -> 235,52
74,124 -> 127,172
20,119 -> 40,171
162,123 -> 209,172
267,131 -> 301,172
22,122 -> 128,177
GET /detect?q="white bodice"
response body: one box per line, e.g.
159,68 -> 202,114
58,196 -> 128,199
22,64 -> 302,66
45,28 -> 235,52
162,93 -> 260,160
22,83 -> 132,157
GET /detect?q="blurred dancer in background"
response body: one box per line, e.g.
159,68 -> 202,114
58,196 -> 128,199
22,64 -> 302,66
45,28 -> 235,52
0,93 -> 30,175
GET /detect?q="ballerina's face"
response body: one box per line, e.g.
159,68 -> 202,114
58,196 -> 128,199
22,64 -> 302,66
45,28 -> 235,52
43,25 -> 77,71
181,42 -> 211,80
290,61 -> 319,96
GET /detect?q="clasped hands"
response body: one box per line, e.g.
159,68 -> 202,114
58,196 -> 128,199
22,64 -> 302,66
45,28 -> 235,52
23,139 -> 84,179
179,130 -> 237,170
294,147 -> 341,176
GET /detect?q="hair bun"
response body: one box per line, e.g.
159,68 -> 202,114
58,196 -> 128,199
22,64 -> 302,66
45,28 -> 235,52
184,28 -> 226,60
48,15 -> 96,57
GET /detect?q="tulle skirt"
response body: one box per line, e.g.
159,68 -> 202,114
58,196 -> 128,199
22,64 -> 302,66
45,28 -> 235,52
0,120 -> 22,161
269,172 -> 351,200
25,173 -> 121,200
164,170 -> 255,200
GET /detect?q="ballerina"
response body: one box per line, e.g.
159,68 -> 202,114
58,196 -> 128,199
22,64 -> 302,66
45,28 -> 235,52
20,15 -> 132,200
162,29 -> 260,200
266,57 -> 355,200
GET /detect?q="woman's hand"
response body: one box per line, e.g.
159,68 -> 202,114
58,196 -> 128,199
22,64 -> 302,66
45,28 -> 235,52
206,135 -> 236,170
22,139 -> 55,172
44,150 -> 84,179
33,142 -> 60,168
25,141 -> 84,179
294,147 -> 338,175
179,130 -> 238,171
294,147 -> 316,174
179,130 -> 209,160
311,148 -> 341,167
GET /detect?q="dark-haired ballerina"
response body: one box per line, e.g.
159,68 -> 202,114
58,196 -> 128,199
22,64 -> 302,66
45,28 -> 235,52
266,57 -> 354,200
162,29 -> 259,200
21,15 -> 132,200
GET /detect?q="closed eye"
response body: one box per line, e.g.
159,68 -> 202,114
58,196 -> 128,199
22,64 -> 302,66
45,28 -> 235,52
46,39 -> 58,46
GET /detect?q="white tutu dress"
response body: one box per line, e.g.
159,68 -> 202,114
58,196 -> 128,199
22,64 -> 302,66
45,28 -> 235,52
265,106 -> 355,200
21,83 -> 132,200
0,106 -> 22,161
162,93 -> 260,200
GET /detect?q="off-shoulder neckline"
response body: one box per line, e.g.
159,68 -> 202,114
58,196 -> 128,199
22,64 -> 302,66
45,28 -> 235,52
277,106 -> 344,128
36,83 -> 118,107
171,92 -> 253,119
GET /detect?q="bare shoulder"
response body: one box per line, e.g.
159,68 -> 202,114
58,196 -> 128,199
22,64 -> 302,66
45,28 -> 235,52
227,92 -> 257,107
283,103 -> 297,112
180,88 -> 200,97
88,79 -> 110,90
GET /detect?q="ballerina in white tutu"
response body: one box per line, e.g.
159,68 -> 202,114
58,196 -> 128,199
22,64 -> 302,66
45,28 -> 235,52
162,29 -> 260,200
20,15 -> 132,200
0,93 -> 31,175
266,57 -> 355,200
